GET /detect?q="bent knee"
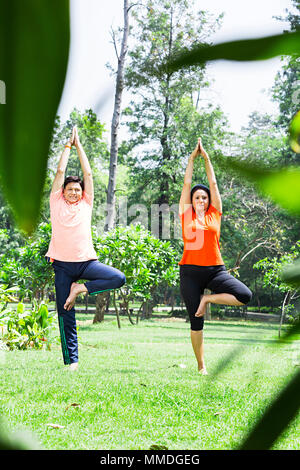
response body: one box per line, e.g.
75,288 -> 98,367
114,271 -> 126,288
237,287 -> 252,305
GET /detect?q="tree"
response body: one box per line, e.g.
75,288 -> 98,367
254,241 -> 300,337
272,0 -> 300,164
123,0 -> 224,216
93,224 -> 178,326
106,0 -> 131,231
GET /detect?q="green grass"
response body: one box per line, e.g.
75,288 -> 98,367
0,316 -> 299,450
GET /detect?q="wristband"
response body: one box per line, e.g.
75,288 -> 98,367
65,145 -> 71,149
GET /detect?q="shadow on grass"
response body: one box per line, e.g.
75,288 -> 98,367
206,321 -> 280,331
78,322 -> 189,333
78,320 -> 283,337
204,336 -> 279,346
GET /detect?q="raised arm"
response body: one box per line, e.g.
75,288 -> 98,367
73,127 -> 93,198
198,138 -> 222,213
179,142 -> 200,215
51,128 -> 75,193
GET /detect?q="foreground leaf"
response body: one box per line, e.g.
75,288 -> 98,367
289,111 -> 300,153
277,320 -> 300,342
166,31 -> 300,71
0,0 -> 70,234
0,424 -> 39,450
149,444 -> 169,450
239,369 -> 300,449
281,258 -> 300,287
217,157 -> 300,216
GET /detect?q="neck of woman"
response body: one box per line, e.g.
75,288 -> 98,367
195,209 -> 205,219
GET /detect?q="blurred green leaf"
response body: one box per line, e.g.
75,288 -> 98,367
278,320 -> 300,342
0,0 -> 70,234
289,111 -> 300,153
282,258 -> 300,286
239,369 -> 300,450
166,31 -> 300,71
217,157 -> 300,215
0,416 -> 40,449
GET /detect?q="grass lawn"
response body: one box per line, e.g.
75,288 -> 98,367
0,315 -> 299,450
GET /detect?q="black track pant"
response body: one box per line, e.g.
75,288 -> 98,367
180,264 -> 252,331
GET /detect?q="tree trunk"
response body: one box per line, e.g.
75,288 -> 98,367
136,303 -> 144,324
93,292 -> 108,323
85,292 -> 88,314
167,292 -> 175,316
106,0 -> 130,231
156,10 -> 173,228
113,290 -> 121,329
142,299 -> 156,319
279,291 -> 291,338
105,292 -> 110,312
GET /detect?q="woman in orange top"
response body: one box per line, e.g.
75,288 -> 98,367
179,138 -> 252,374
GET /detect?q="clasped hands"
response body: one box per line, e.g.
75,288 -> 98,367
66,126 -> 80,148
191,137 -> 208,160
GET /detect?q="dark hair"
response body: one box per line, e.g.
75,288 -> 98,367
191,184 -> 210,207
63,176 -> 84,191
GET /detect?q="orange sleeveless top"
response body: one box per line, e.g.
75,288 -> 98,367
179,204 -> 224,266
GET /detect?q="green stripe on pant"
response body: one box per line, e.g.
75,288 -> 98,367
58,316 -> 71,365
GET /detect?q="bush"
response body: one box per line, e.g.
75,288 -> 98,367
0,301 -> 56,350
0,223 -> 54,302
93,224 -> 179,323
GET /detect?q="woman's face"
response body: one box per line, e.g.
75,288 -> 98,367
63,182 -> 82,204
192,189 -> 209,213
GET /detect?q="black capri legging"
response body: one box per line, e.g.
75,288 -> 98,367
180,264 -> 252,331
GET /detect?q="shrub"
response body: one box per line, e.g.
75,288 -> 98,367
93,224 -> 179,323
0,301 -> 56,350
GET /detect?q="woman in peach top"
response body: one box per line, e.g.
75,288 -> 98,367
179,138 -> 252,375
46,127 -> 125,370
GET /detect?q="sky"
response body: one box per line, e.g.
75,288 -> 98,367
57,0 -> 293,137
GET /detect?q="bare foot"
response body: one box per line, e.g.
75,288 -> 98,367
69,362 -> 78,371
197,360 -> 208,375
64,283 -> 87,311
195,295 -> 207,317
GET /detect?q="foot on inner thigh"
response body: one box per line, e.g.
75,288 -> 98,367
64,282 -> 87,311
195,295 -> 207,317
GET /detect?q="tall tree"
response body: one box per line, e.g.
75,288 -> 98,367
106,0 -> 131,231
